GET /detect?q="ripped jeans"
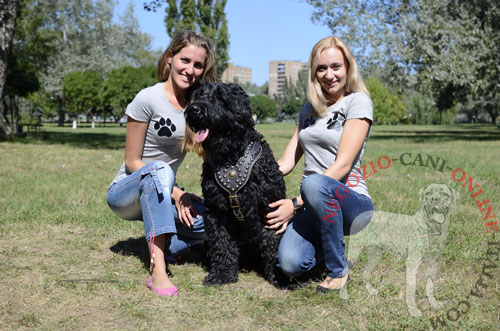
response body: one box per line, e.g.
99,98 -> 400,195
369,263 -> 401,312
106,161 -> 206,254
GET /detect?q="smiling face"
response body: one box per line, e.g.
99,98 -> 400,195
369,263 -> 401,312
167,43 -> 207,90
315,47 -> 348,104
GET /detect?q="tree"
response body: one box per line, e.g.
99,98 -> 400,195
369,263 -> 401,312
28,90 -> 57,121
24,0 -> 153,126
100,65 -> 157,120
279,69 -> 307,119
365,77 -> 406,125
250,95 -> 276,121
281,98 -> 303,119
3,56 -> 39,132
63,70 -> 103,126
0,0 -> 20,140
145,0 -> 230,80
239,81 -> 267,97
307,0 -> 500,124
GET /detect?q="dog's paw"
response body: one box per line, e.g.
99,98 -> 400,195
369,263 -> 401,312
154,117 -> 176,137
203,273 -> 238,286
272,272 -> 309,290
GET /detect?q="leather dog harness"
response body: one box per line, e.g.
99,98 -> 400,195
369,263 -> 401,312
214,140 -> 263,221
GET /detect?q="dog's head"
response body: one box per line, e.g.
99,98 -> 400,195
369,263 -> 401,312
185,82 -> 255,154
419,183 -> 459,224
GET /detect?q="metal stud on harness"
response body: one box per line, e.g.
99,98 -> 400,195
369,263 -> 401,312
213,141 -> 263,221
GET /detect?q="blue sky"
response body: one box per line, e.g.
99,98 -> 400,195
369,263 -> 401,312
114,0 -> 331,85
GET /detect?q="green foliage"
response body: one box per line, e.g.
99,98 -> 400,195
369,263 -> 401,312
7,0 -> 155,127
11,0 -> 57,75
180,0 -> 197,31
281,98 -> 303,118
37,0 -> 153,95
284,69 -> 307,103
250,95 -> 276,120
159,0 -> 230,79
28,91 -> 58,119
99,65 -> 157,118
2,53 -> 40,133
278,69 -> 307,119
307,0 -> 500,124
365,77 -> 406,125
4,60 -> 39,98
63,70 -> 103,117
239,82 -> 267,97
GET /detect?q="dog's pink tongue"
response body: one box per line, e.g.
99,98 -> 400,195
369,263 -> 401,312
194,129 -> 209,143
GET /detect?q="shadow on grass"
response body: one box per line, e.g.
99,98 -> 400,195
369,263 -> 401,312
109,236 -> 208,271
371,126 -> 500,142
109,237 -> 326,288
12,130 -> 125,149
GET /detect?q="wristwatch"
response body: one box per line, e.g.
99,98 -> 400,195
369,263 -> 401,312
291,197 -> 304,215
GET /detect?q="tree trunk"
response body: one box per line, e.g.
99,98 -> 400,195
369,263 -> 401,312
57,95 -> 65,127
0,0 -> 19,141
487,109 -> 498,125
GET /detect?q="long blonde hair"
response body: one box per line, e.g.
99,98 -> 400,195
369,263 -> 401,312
307,36 -> 369,118
157,30 -> 216,156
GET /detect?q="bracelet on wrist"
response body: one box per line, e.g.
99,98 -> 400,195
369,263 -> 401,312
291,197 -> 304,215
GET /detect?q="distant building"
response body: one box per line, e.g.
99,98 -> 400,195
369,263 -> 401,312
268,60 -> 308,98
221,63 -> 252,85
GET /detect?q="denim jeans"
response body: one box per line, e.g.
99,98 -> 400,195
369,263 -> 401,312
106,161 -> 206,254
277,174 -> 373,278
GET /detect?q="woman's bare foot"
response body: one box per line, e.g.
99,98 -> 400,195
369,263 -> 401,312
150,269 -> 176,289
318,273 -> 349,290
148,234 -> 176,290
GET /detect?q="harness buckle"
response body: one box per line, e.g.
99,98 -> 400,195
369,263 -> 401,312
228,195 -> 240,208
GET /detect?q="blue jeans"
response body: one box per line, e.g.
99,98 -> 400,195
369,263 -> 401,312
106,161 -> 206,254
277,174 -> 373,278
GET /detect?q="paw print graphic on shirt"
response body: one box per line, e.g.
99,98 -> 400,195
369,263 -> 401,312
326,112 -> 346,131
154,117 -> 176,137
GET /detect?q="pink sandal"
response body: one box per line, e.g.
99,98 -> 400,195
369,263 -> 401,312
147,276 -> 179,297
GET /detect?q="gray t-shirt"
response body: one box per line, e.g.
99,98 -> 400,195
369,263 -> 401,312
298,92 -> 373,197
110,82 -> 187,185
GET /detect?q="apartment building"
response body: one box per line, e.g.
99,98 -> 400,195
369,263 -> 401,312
268,60 -> 307,98
221,63 -> 252,85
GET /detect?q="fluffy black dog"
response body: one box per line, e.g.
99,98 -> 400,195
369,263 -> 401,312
185,82 -> 287,287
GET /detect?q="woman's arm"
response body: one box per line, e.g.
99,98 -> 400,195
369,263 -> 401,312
171,185 -> 202,228
265,125 -> 304,234
265,118 -> 371,234
323,118 -> 371,180
277,125 -> 303,176
125,117 -> 200,227
124,117 -> 148,173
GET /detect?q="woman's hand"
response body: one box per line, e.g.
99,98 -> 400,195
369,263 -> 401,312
265,199 -> 295,234
172,187 -> 203,228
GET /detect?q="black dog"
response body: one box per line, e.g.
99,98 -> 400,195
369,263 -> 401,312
185,83 -> 287,287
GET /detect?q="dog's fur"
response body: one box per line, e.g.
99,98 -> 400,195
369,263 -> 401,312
185,83 -> 287,287
340,183 -> 459,317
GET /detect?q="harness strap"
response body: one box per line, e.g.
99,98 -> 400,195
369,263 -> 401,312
214,141 -> 263,221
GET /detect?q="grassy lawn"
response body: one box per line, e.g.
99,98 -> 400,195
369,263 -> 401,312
0,123 -> 499,330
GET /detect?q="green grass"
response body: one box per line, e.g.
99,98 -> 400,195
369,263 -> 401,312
0,123 -> 499,330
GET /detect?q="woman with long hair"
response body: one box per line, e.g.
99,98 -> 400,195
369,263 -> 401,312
107,30 -> 216,297
266,36 -> 374,292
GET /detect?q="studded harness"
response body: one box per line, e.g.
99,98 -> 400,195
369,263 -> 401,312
213,140 -> 263,221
